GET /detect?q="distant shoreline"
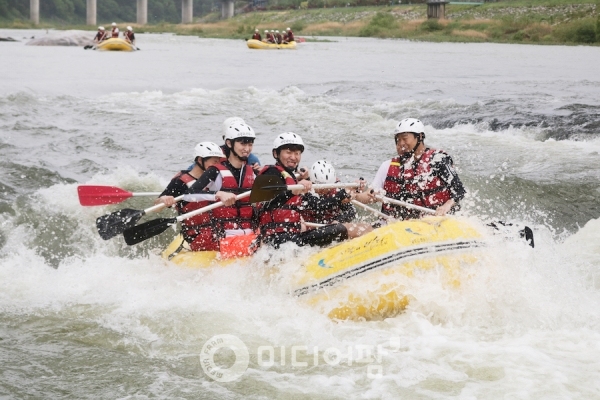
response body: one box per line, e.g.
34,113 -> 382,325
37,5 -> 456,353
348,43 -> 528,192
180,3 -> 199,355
1,2 -> 598,46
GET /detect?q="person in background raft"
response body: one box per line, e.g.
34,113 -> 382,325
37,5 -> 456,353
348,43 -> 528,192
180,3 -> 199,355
110,22 -> 118,37
124,26 -> 135,45
302,160 -> 357,225
256,133 -> 371,249
187,122 -> 257,249
155,142 -> 225,251
274,30 -> 283,44
93,26 -> 107,43
269,30 -> 276,43
264,30 -> 272,43
286,27 -> 294,42
252,29 -> 261,41
355,118 -> 466,220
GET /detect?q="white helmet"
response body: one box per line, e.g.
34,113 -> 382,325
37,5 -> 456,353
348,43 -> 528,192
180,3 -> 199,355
222,117 -> 245,140
98,26 -> 104,30
194,141 -> 225,159
255,29 -> 259,32
127,26 -> 132,31
112,22 -> 116,26
276,30 -> 279,33
286,27 -> 291,31
271,30 -> 274,32
394,118 -> 425,135
224,122 -> 256,141
310,160 -> 336,184
273,132 -> 304,152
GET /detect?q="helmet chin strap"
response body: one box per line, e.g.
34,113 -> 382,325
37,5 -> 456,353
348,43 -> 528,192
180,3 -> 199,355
412,132 -> 423,154
195,158 -> 205,171
228,140 -> 248,163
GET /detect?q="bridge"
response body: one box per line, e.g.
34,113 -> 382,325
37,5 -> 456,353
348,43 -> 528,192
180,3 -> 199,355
28,0 -> 236,25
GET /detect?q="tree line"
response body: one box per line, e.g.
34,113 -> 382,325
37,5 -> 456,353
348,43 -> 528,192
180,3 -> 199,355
0,0 -> 223,23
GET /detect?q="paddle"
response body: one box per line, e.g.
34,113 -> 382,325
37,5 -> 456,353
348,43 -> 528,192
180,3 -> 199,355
96,195 -> 185,240
376,194 -> 534,247
78,185 -> 161,206
84,44 -> 93,49
375,195 -> 436,215
351,199 -> 394,220
123,191 -> 251,245
249,174 -> 359,203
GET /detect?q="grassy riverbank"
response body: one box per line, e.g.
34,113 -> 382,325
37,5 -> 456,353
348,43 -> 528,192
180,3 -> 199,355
2,0 -> 599,45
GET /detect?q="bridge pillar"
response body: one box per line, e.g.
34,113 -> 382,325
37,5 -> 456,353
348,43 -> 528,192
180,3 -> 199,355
137,0 -> 147,24
86,0 -> 96,25
182,0 -> 193,23
221,0 -> 234,19
427,0 -> 448,19
30,0 -> 39,24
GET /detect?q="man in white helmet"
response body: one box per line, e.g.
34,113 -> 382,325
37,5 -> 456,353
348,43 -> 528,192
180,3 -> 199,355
256,133 -> 369,249
264,30 -> 272,43
274,30 -> 283,44
93,26 -> 107,43
187,122 -> 257,245
155,142 -> 225,251
302,160 -> 357,224
285,27 -> 294,42
124,26 -> 135,45
111,22 -> 118,38
355,118 -> 466,219
252,28 -> 261,41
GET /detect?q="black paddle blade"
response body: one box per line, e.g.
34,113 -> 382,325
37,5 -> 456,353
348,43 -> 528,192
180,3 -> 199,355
123,218 -> 176,245
488,221 -> 535,248
520,226 -> 535,248
250,175 -> 287,203
96,209 -> 145,240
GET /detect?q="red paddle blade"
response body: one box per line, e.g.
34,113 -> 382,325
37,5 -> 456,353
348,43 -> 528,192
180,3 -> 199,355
77,185 -> 133,206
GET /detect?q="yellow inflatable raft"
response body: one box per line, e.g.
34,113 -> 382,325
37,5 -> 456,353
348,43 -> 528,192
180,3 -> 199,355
246,39 -> 297,50
95,38 -> 136,52
161,217 -> 486,320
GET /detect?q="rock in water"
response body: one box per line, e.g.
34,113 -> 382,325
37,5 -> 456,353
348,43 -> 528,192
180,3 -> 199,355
26,30 -> 94,47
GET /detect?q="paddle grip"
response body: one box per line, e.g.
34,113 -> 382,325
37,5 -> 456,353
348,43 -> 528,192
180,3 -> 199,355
143,195 -> 185,214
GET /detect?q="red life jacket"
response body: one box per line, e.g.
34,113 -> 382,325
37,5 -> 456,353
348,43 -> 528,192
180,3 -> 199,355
210,163 -> 256,234
175,172 -> 218,251
252,33 -> 261,40
266,33 -> 274,43
287,31 -> 294,41
95,31 -> 107,42
111,30 -> 119,38
301,189 -> 344,224
258,165 -> 303,236
382,148 -> 452,219
125,31 -> 134,41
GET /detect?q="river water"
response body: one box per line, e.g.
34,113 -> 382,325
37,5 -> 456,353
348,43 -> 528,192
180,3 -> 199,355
1,30 -> 599,398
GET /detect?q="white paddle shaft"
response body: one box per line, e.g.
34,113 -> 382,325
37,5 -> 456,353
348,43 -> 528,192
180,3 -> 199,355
143,195 -> 185,214
376,195 -> 436,215
176,191 -> 251,222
